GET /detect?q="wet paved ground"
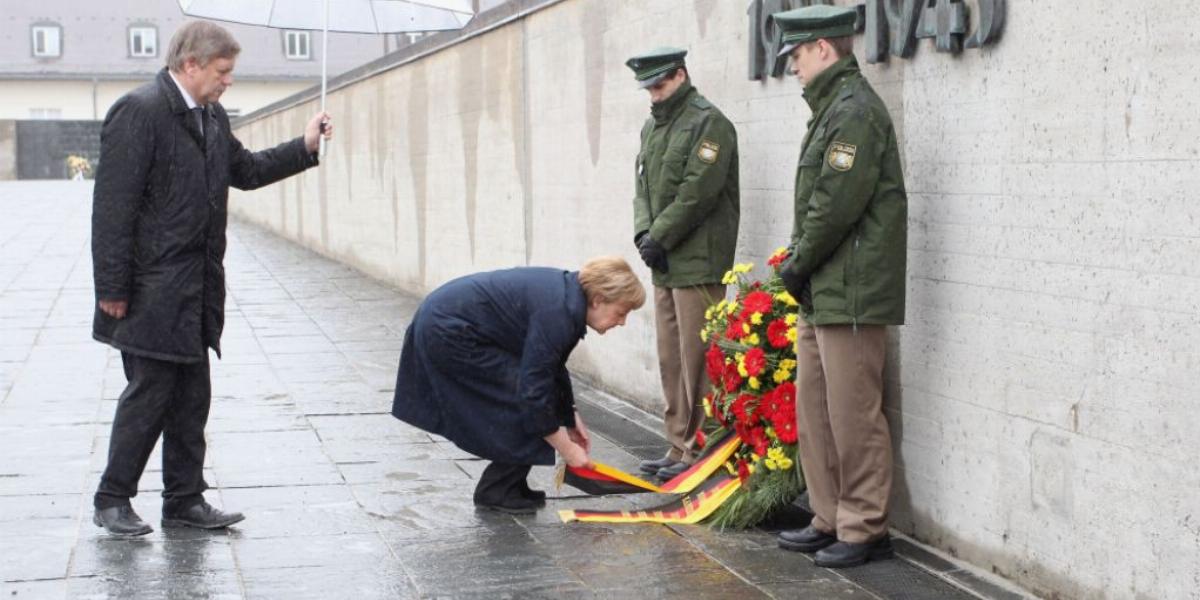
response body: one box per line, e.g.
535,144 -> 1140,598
0,182 -> 1020,599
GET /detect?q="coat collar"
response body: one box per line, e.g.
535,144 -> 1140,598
802,55 -> 859,115
566,271 -> 588,340
650,79 -> 695,125
157,67 -> 209,151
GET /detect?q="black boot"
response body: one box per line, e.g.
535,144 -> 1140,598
162,501 -> 244,529
638,456 -> 677,474
93,506 -> 153,536
655,461 -> 690,480
814,536 -> 894,568
778,525 -> 836,553
518,479 -> 547,507
474,463 -> 539,515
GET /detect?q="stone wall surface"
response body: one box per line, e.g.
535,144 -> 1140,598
229,1 -> 1200,598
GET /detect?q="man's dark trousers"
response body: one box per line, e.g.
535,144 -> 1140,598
94,352 -> 211,513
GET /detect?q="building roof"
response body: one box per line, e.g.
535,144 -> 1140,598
0,0 -> 406,81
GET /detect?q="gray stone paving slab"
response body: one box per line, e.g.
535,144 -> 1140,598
0,183 -> 1009,599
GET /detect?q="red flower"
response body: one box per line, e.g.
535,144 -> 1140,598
695,429 -> 707,449
758,387 -> 782,420
730,393 -> 756,425
767,249 -> 790,268
741,290 -> 773,317
722,363 -> 743,393
705,344 -> 725,385
766,319 -> 791,349
744,347 -> 766,378
736,459 -> 750,482
724,316 -> 746,340
775,381 -> 796,409
773,416 -> 798,444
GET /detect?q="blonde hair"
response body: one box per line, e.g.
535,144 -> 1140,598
579,256 -> 646,309
167,21 -> 240,71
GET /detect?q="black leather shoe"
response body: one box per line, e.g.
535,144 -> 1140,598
474,495 -> 540,515
655,461 -> 690,480
93,506 -> 153,537
814,536 -> 894,568
518,480 -> 547,507
162,501 -> 245,530
638,456 -> 677,474
778,525 -> 836,553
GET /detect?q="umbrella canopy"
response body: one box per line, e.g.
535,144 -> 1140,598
178,0 -> 475,154
177,0 -> 473,33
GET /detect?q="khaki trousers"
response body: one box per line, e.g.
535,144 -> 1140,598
654,284 -> 724,463
795,322 -> 893,543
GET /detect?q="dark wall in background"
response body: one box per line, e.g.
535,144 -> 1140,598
16,121 -> 102,180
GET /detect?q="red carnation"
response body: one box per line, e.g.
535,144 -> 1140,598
767,319 -> 791,349
736,459 -> 750,482
758,387 -> 782,420
705,344 -> 725,385
722,363 -> 743,393
696,429 -> 707,449
744,347 -> 766,378
775,381 -> 796,408
767,249 -> 790,268
724,316 -> 746,340
774,416 -> 798,444
730,393 -> 756,425
741,290 -> 773,317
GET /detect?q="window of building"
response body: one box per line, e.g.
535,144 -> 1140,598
284,31 -> 310,60
29,108 -> 63,120
129,26 -> 158,58
32,25 -> 62,58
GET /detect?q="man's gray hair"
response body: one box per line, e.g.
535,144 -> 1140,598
167,21 -> 240,71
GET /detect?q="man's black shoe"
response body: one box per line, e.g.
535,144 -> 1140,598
638,456 -> 677,474
518,481 -> 547,507
778,525 -> 836,553
162,501 -> 245,530
93,506 -> 153,537
655,461 -> 690,480
474,495 -> 540,515
814,536 -> 894,568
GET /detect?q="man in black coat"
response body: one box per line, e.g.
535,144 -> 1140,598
90,21 -> 333,536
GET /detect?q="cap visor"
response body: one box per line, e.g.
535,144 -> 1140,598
637,72 -> 668,89
777,42 -> 799,58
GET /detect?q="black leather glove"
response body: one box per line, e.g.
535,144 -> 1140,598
638,236 -> 669,273
778,263 -> 811,311
634,230 -> 648,249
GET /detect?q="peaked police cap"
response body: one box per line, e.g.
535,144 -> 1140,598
773,5 -> 858,57
625,47 -> 687,89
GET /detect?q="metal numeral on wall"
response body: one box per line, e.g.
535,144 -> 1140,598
748,0 -> 1005,79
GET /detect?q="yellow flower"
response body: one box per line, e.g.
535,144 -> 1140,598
778,457 -> 793,470
778,358 -> 797,371
700,329 -> 709,342
742,322 -> 751,335
732,263 -> 753,274
736,353 -> 747,377
772,246 -> 788,257
703,395 -> 713,417
721,270 -> 737,285
764,458 -> 777,470
786,327 -> 797,343
724,462 -> 736,475
772,368 -> 792,384
745,333 -> 760,346
747,463 -> 756,474
704,307 -> 714,320
776,291 -> 799,307
750,312 -> 763,325
749,376 -> 761,390
726,302 -> 738,315
785,313 -> 798,326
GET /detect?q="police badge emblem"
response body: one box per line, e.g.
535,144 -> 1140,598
827,142 -> 856,172
697,139 -> 720,164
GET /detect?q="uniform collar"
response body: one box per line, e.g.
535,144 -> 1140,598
802,55 -> 859,113
650,79 -> 695,125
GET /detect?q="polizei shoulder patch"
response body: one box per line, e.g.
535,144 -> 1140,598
827,142 -> 856,172
697,139 -> 720,164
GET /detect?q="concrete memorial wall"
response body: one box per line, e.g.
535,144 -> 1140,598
230,1 -> 1200,597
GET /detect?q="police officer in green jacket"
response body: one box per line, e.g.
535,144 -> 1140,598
626,47 -> 740,480
771,6 -> 907,569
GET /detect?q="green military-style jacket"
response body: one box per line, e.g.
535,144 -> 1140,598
633,81 -> 740,289
783,55 -> 907,326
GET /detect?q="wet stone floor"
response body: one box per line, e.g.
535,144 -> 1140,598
0,182 -> 994,599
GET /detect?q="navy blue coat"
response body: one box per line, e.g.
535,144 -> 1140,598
391,268 -> 587,465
